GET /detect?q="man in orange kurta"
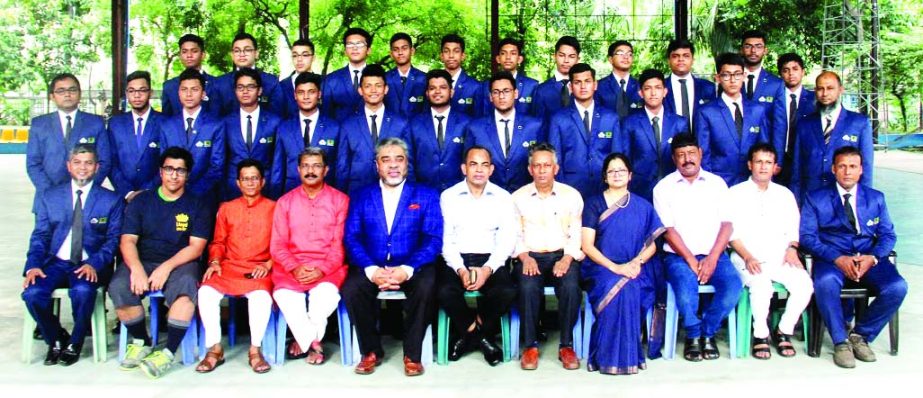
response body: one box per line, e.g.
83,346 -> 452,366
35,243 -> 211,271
271,147 -> 349,365
196,159 -> 276,374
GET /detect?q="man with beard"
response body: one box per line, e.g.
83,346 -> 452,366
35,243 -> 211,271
278,38 -> 317,120
108,71 -> 165,200
490,38 -> 539,115
323,28 -> 373,121
215,32 -> 284,117
161,34 -> 221,116
739,30 -> 784,104
532,36 -> 581,123
772,53 -> 816,185
385,33 -> 427,118
440,34 -> 483,118
597,40 -> 643,118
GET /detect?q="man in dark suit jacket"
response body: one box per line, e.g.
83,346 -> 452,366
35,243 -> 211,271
440,34 -> 483,118
407,69 -> 471,191
278,38 -> 316,121
622,69 -> 690,201
109,71 -> 164,200
22,144 -> 123,366
272,73 -> 341,197
489,37 -> 539,115
322,27 -> 372,121
547,63 -> 622,197
385,33 -> 427,119
532,36 -> 581,123
773,53 -> 816,184
215,32 -> 284,117
663,40 -> 716,127
791,71 -> 874,203
160,34 -> 221,117
740,30 -> 784,104
222,68 -> 282,200
341,137 -> 442,377
27,73 -> 110,213
800,146 -> 906,369
597,40 -> 643,118
465,72 -> 545,193
337,64 -> 410,193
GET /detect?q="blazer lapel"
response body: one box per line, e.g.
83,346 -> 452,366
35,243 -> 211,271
568,107 -> 589,145
484,119 -> 505,164
830,188 -> 853,231
391,183 -> 414,236
719,105 -> 740,145
371,185 -> 389,235
642,116 -> 658,153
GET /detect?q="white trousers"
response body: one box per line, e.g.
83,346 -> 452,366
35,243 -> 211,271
731,254 -> 814,338
197,285 -> 273,348
273,283 -> 341,349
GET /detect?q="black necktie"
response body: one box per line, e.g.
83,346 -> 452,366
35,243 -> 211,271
370,114 -> 379,144
786,93 -> 798,155
678,78 -> 691,124
246,115 -> 253,151
560,79 -> 570,107
136,117 -> 144,149
823,116 -> 833,145
843,193 -> 858,233
71,189 -> 84,265
353,70 -> 360,89
501,119 -> 511,157
401,76 -> 407,87
618,79 -> 629,116
733,102 -> 744,139
747,74 -> 755,100
185,117 -> 194,145
435,115 -> 445,150
65,115 -> 73,144
303,118 -> 312,147
652,116 -> 663,177
582,110 -> 591,140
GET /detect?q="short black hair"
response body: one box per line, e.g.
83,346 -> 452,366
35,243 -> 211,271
298,147 -> 329,167
638,68 -> 666,86
292,38 -> 315,52
833,145 -> 862,163
601,152 -> 633,183
294,72 -> 323,91
234,67 -> 262,87
360,64 -> 387,86
489,71 -> 516,89
232,32 -> 258,50
463,145 -> 493,164
741,30 -> 767,45
236,158 -> 265,178
776,52 -> 805,72
529,142 -> 557,161
666,39 -> 695,57
126,70 -> 151,88
747,142 -> 777,162
496,37 -> 523,54
390,32 -> 413,48
425,69 -> 453,88
160,146 -> 194,171
49,73 -> 80,95
568,63 -> 595,82
555,36 -> 581,54
670,132 -> 699,152
343,27 -> 372,47
179,34 -> 205,51
607,40 -> 633,57
178,68 -> 205,88
715,52 -> 746,73
441,34 -> 466,53
69,143 -> 98,162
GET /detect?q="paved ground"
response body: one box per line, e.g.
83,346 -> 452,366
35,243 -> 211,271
0,152 -> 921,396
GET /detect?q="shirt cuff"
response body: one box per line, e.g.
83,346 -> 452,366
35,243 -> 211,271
399,265 -> 415,280
363,265 -> 380,282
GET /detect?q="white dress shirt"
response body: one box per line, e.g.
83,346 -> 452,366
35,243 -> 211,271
57,109 -> 78,137
746,66 -> 763,94
300,110 -> 319,143
131,107 -> 152,137
653,169 -> 731,255
721,92 -> 744,117
431,107 -> 451,138
575,101 -> 595,132
348,63 -> 367,85
450,69 -> 464,91
365,106 -> 385,135
611,71 -> 632,90
364,180 -> 415,280
511,182 -> 585,260
183,107 -> 202,129
441,181 -> 517,272
494,109 -> 516,157
239,106 -> 261,142
822,104 -> 843,134
836,182 -> 860,233
669,73 -> 697,117
645,106 -> 665,132
728,178 -> 800,267
785,86 -> 803,121
56,180 -> 93,262
554,70 -> 571,94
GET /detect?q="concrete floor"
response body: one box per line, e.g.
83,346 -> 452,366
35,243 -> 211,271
1,152 -> 921,397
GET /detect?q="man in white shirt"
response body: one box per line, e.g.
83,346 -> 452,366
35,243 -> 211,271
728,142 -> 812,359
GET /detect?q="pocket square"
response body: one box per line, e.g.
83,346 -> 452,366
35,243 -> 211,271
408,203 -> 420,210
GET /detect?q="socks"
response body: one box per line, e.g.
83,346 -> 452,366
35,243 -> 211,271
165,319 -> 190,354
124,316 -> 152,346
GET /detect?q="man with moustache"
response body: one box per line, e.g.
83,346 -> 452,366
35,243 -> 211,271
279,38 -> 317,120
385,33 -> 427,118
216,32 -> 284,117
773,53 -> 815,185
491,38 -> 539,115
739,30 -> 784,104
108,71 -> 165,200
161,34 -> 221,116
532,36 -> 581,123
440,34 -> 483,118
597,40 -> 643,118
323,28 -> 373,121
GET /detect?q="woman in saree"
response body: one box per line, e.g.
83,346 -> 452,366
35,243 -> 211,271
581,153 -> 665,375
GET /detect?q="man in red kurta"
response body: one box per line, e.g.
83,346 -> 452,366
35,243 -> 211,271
196,159 -> 276,374
271,147 -> 349,365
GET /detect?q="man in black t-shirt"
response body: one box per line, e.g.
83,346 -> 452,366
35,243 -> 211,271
109,147 -> 212,378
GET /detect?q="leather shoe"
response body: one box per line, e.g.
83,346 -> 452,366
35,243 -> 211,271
354,353 -> 382,375
478,337 -> 503,366
33,326 -> 42,341
558,346 -> 580,370
701,337 -> 720,360
59,344 -> 81,366
520,347 -> 539,370
448,333 -> 474,361
403,356 -> 424,376
43,342 -> 62,366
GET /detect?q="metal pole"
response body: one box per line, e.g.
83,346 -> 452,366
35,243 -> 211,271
674,0 -> 688,41
111,0 -> 128,116
300,0 -> 310,39
491,0 -> 499,72
870,0 -> 881,139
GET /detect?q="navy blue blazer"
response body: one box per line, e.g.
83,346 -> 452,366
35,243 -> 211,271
746,69 -> 784,104
800,184 -> 895,265
270,115 -> 341,197
385,66 -> 428,118
221,108 -> 282,200
25,182 -> 124,274
215,69 -> 284,117
464,113 -> 544,192
772,88 -> 816,159
451,70 -> 483,118
336,109 -> 411,193
790,108 -> 874,203
407,110 -> 472,191
344,181 -> 443,270
321,66 -> 364,121
695,98 -> 772,186
622,110 -> 690,201
159,111 -> 226,197
480,73 -> 540,116
160,72 -> 221,116
27,111 -> 110,212
532,77 -> 571,123
663,75 -> 717,121
547,104 -> 623,197
596,74 -> 643,118
107,110 -> 165,197
277,74 -> 301,121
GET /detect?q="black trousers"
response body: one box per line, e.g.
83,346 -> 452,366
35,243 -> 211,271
513,250 -> 581,348
437,254 -> 517,338
341,265 -> 436,362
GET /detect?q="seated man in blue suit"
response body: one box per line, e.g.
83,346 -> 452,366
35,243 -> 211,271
322,27 -> 372,121
663,39 -> 716,128
215,32 -> 283,117
160,34 -> 221,116
791,71 -> 874,203
22,144 -> 123,366
385,33 -> 427,119
222,68 -> 282,200
407,69 -> 471,191
465,71 -> 544,193
159,68 -> 226,202
532,36 -> 581,123
773,52 -> 816,185
547,63 -> 622,197
440,34 -> 482,118
27,73 -> 109,213
341,137 -> 442,377
278,38 -> 316,121
597,40 -> 643,118
337,64 -> 410,193
490,37 -> 539,115
109,71 -> 164,200
800,146 -> 906,369
740,30 -> 784,104
623,69 -> 690,201
272,72 -> 341,197
695,53 -> 772,186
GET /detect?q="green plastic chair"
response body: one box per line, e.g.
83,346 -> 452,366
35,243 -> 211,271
22,287 -> 107,364
735,282 -> 810,359
436,291 -> 512,365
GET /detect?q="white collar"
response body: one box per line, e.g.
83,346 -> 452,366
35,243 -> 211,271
494,109 -> 516,124
575,101 -> 594,116
431,107 -> 450,119
786,85 -> 803,98
836,183 -> 858,198
240,106 -> 260,119
645,106 -> 665,122
365,106 -> 385,119
554,70 -> 569,82
183,107 -> 202,121
721,92 -> 743,111
131,107 -> 151,120
71,180 -> 94,197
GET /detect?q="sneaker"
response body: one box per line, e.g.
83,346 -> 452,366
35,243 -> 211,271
849,332 -> 877,362
833,342 -> 856,368
120,340 -> 152,370
139,349 -> 175,379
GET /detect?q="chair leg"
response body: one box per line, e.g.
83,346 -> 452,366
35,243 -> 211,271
275,308 -> 288,366
500,314 -> 511,362
510,307 -> 520,360
436,309 -> 450,365
90,289 -> 104,363
21,304 -> 36,364
664,283 -> 678,360
422,323 -> 434,366
118,323 -> 128,361
728,306 -> 737,360
736,288 -> 751,359
228,297 -> 237,348
808,300 -> 824,357
581,294 -> 593,360
261,308 -> 277,365
150,297 -> 161,347
889,312 -> 899,356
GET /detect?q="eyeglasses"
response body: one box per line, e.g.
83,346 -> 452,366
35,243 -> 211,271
238,176 -> 262,182
161,166 -> 189,177
718,72 -> 746,81
614,50 -> 634,57
491,89 -> 514,98
345,42 -> 367,50
53,87 -> 80,95
293,52 -> 314,58
232,48 -> 256,55
126,88 -> 151,95
236,84 -> 259,92
742,44 -> 765,50
606,169 -> 630,176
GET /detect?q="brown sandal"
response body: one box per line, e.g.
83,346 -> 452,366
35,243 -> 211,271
195,350 -> 225,373
249,351 -> 271,374
306,342 -> 326,365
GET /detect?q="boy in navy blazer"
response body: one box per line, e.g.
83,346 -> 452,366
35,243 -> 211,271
222,68 -> 281,200
439,34 -> 483,118
109,71 -> 164,200
407,69 -> 471,191
740,30 -> 784,104
278,38 -> 316,120
160,34 -> 221,117
663,39 -> 716,127
385,33 -> 427,119
532,36 -> 581,123
490,38 -> 539,115
597,40 -> 643,118
322,27 -> 372,121
215,32 -> 283,117
773,52 -> 816,184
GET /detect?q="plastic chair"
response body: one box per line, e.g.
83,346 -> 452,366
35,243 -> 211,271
21,287 -> 107,364
197,295 -> 279,364
663,283 -> 738,360
340,291 -> 433,366
436,291 -> 513,364
735,282 -> 811,358
117,290 -> 199,365
509,286 -> 584,359
270,297 -> 351,366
